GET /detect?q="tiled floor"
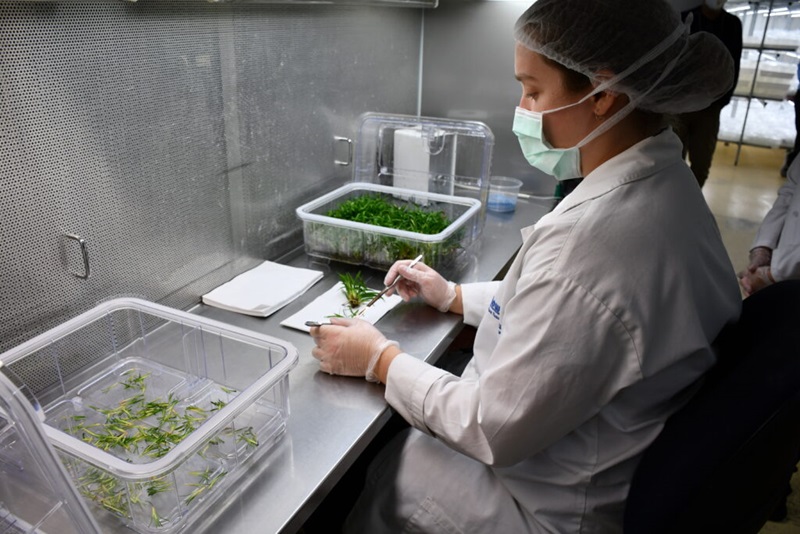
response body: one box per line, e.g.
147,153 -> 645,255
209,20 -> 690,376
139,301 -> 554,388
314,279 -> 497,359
703,142 -> 800,534
703,142 -> 786,288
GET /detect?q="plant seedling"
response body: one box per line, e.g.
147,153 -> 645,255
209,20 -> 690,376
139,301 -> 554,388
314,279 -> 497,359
338,272 -> 380,316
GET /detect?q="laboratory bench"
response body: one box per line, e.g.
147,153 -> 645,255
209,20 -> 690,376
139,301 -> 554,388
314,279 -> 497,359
183,198 -> 554,534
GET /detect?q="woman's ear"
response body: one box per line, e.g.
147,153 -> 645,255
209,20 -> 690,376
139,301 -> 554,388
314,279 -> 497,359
593,90 -> 626,118
590,69 -> 627,119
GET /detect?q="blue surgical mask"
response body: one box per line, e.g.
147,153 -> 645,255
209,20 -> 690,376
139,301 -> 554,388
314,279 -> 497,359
512,106 -> 583,181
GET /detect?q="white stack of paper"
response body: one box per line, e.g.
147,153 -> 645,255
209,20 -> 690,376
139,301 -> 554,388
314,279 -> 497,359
202,261 -> 324,318
280,282 -> 403,332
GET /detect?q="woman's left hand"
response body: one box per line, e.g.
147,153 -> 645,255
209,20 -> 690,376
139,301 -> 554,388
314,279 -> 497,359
309,317 -> 393,379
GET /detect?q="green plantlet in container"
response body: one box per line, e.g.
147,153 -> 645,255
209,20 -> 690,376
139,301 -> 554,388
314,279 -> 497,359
121,372 -> 150,391
236,427 -> 259,448
150,505 -> 163,528
185,468 -> 227,505
146,477 -> 173,497
326,194 -> 451,235
306,189 -> 471,271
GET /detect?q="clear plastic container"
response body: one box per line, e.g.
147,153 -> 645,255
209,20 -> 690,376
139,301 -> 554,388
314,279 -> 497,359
296,182 -> 482,272
0,369 -> 102,533
353,112 -> 494,240
0,298 -> 298,534
487,177 -> 523,213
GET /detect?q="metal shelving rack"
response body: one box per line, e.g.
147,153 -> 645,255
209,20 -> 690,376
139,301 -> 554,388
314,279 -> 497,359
722,0 -> 799,164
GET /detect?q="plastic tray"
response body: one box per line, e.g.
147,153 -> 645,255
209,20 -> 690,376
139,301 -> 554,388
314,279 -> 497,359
296,182 -> 482,271
0,298 -> 298,534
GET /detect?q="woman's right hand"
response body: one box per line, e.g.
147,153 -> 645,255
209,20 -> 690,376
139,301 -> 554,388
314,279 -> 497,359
384,260 -> 457,312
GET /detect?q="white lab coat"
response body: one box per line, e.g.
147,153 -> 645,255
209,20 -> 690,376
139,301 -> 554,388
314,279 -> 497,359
346,129 -> 741,534
751,157 -> 800,281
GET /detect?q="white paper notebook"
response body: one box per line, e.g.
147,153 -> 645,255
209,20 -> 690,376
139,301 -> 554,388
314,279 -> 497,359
202,261 -> 324,318
280,282 -> 403,333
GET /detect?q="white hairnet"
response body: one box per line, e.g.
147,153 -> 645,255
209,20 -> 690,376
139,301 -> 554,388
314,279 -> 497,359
513,0 -> 735,114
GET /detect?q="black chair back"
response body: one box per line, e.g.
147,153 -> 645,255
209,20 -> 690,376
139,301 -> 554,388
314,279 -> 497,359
624,280 -> 800,534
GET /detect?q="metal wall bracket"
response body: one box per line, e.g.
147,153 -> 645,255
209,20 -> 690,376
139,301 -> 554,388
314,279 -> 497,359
65,234 -> 91,280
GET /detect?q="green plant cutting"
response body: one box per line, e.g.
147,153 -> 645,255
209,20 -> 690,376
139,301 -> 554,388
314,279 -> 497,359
62,368 -> 257,527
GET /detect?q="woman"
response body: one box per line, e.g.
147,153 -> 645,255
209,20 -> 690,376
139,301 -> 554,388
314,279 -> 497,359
310,0 -> 741,531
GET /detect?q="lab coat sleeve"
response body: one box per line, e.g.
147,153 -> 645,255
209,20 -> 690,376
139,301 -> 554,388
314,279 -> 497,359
384,269 -> 641,467
460,281 -> 501,327
385,353 -> 451,430
771,246 -> 800,281
752,161 -> 798,250
764,161 -> 800,281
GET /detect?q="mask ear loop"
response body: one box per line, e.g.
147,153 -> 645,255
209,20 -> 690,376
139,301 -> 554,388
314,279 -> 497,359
571,17 -> 692,149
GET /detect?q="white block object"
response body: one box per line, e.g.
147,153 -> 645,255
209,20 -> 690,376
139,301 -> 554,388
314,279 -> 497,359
393,127 -> 430,194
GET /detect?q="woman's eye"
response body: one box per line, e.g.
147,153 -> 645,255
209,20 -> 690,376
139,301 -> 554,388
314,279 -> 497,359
525,93 -> 538,100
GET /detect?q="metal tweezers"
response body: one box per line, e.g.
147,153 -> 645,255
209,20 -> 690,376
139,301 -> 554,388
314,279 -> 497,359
354,254 -> 423,317
305,255 -> 424,327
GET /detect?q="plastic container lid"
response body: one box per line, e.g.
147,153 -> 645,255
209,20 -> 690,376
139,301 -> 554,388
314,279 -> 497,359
352,112 -> 494,238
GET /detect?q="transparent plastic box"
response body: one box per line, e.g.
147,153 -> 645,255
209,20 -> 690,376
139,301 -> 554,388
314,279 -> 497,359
296,182 -> 482,272
352,112 -> 494,241
0,370 -> 101,534
0,298 -> 298,534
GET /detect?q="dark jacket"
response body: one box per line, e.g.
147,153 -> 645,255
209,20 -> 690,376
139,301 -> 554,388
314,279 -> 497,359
682,6 -> 743,108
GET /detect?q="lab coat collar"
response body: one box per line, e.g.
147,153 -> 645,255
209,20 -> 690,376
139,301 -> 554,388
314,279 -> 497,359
548,128 -> 683,218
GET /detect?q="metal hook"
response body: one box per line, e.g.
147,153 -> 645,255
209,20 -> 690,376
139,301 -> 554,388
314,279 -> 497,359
65,233 -> 91,280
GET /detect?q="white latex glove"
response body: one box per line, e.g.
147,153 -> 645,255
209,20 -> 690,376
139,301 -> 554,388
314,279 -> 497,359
310,317 -> 398,382
384,260 -> 457,313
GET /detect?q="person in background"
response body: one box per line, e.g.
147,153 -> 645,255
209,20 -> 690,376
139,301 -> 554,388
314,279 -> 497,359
741,152 -> 800,523
739,156 -> 800,296
310,0 -> 741,531
781,51 -> 800,178
676,0 -> 742,188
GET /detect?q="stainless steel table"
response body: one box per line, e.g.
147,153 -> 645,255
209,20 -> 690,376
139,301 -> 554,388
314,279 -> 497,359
192,198 -> 553,533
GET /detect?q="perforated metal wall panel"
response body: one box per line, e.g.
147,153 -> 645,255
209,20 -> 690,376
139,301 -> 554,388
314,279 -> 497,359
0,1 -> 421,356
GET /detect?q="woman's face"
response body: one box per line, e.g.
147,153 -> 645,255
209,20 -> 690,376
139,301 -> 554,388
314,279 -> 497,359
514,44 -> 597,149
